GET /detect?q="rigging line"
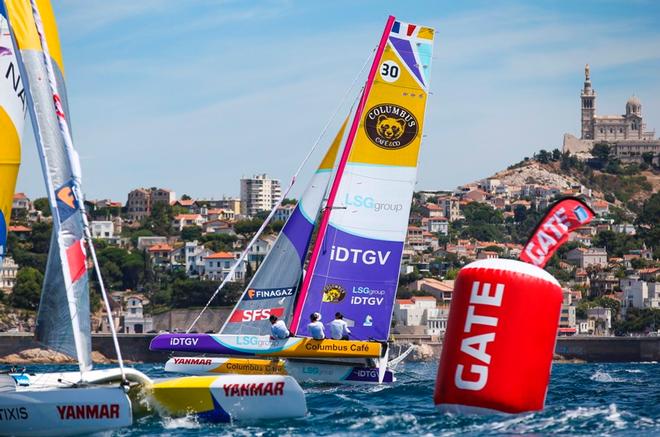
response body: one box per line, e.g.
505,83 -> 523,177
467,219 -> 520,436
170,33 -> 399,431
28,0 -> 126,383
187,47 -> 376,334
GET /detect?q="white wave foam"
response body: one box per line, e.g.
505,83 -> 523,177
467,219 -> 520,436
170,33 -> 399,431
606,403 -> 626,429
161,414 -> 201,429
590,370 -> 625,383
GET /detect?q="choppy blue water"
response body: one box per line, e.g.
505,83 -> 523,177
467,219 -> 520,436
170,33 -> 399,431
19,361 -> 660,435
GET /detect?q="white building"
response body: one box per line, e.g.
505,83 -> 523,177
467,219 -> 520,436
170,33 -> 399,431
203,251 -> 245,281
173,241 -> 212,276
0,257 -> 18,291
248,234 -> 277,267
240,174 -> 282,217
173,214 -> 205,231
586,307 -> 612,335
621,277 -> 660,310
274,204 -> 295,223
123,294 -> 153,334
393,296 -> 447,335
90,221 -> 114,239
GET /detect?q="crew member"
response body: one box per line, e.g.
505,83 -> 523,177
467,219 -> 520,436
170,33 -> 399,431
307,312 -> 325,340
269,314 -> 290,339
329,312 -> 350,340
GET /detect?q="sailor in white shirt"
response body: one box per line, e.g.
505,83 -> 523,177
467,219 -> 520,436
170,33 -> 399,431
307,312 -> 325,340
329,312 -> 351,340
269,315 -> 290,339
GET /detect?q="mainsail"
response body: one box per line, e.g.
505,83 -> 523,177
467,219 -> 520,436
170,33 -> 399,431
292,17 -> 435,341
0,7 -> 25,262
221,121 -> 346,335
4,0 -> 92,371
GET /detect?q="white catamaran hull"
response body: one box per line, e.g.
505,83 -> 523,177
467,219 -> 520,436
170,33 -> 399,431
164,357 -> 395,384
0,377 -> 132,437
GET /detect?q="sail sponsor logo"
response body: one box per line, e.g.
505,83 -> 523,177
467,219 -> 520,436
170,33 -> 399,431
2,53 -> 26,112
304,342 -> 372,353
222,382 -> 284,397
322,284 -> 346,303
247,287 -> 295,300
236,335 -> 276,347
330,246 -> 391,266
56,404 -> 120,420
364,104 -> 418,150
0,407 -> 28,421
351,286 -> 385,306
173,357 -> 212,366
344,194 -> 403,213
55,181 -> 78,223
229,307 -> 284,323
169,337 -> 199,346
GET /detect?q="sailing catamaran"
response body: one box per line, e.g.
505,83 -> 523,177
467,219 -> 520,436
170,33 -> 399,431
0,1 -> 306,433
155,15 -> 435,384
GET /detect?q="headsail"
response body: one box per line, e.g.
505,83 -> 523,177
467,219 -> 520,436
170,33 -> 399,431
221,120 -> 346,335
0,6 -> 25,262
4,0 -> 92,371
292,17 -> 435,341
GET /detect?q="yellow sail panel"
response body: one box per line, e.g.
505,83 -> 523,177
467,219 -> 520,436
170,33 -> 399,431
1,11 -> 25,258
349,23 -> 435,167
319,117 -> 348,171
5,0 -> 64,74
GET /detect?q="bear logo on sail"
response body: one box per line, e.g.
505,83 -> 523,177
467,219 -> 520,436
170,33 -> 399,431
322,284 -> 346,303
364,103 -> 418,150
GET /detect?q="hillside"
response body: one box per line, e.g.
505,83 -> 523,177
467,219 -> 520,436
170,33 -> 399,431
483,154 -> 658,214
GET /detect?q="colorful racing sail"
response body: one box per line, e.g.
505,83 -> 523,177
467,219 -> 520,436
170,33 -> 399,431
4,0 -> 92,371
220,121 -> 346,335
0,7 -> 24,262
292,17 -> 435,341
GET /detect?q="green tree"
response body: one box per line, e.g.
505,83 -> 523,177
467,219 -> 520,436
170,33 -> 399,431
641,152 -> 654,166
33,198 -> 51,217
181,194 -> 192,200
536,149 -> 550,164
591,143 -> 611,161
181,226 -> 202,241
552,148 -> 562,161
10,267 -> 43,309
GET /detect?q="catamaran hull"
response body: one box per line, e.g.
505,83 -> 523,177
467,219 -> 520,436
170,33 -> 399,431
9,368 -> 307,423
0,384 -> 132,437
148,374 -> 307,422
151,333 -> 383,358
164,357 -> 395,384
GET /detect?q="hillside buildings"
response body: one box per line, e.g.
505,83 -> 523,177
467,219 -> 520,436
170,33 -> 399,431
563,64 -> 660,164
240,174 -> 281,217
125,187 -> 176,221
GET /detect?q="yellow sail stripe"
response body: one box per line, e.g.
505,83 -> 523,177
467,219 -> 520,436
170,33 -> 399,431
0,107 -> 20,231
319,117 -> 348,171
5,0 -> 65,75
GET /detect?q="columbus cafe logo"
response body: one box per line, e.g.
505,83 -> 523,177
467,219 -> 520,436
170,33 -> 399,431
322,284 -> 346,303
364,103 -> 418,150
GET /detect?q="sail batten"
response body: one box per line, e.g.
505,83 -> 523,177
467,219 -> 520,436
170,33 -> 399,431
292,17 -> 435,341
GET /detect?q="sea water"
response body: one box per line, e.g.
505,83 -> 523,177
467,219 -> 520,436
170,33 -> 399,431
17,361 -> 660,435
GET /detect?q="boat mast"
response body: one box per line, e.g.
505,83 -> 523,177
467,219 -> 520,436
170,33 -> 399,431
290,15 -> 396,334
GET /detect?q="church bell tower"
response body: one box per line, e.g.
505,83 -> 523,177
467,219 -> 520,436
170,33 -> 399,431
580,64 -> 596,139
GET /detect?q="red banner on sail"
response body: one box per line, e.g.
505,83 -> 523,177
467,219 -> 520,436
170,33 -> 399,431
519,197 -> 595,268
66,240 -> 87,283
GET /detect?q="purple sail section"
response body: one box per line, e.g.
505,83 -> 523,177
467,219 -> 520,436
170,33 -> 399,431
295,225 -> 403,341
149,334 -> 251,356
389,36 -> 425,87
282,206 -> 314,262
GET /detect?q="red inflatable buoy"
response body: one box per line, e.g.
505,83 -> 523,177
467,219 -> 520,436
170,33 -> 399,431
434,259 -> 562,414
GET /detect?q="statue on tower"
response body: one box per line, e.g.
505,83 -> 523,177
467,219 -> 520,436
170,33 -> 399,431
585,63 -> 590,81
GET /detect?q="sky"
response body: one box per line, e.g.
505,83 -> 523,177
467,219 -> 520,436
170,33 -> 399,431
14,0 -> 660,202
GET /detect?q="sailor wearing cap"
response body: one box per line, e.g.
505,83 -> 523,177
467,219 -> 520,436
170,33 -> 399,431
307,312 -> 325,340
329,312 -> 351,340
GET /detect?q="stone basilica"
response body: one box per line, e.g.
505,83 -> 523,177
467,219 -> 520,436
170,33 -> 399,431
563,65 -> 659,165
